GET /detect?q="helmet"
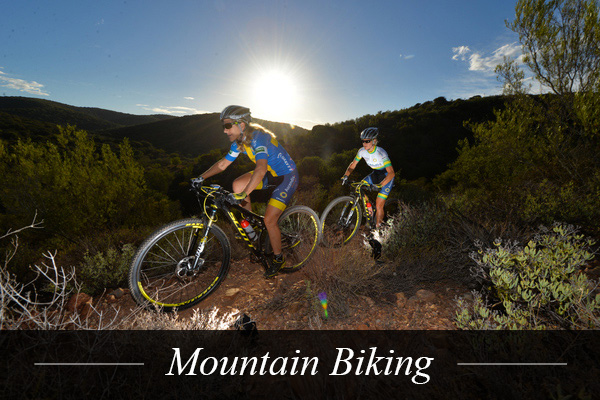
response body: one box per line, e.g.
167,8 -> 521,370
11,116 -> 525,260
220,105 -> 252,123
360,127 -> 379,140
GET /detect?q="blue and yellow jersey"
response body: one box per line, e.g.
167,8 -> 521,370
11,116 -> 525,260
225,130 -> 296,176
355,146 -> 392,170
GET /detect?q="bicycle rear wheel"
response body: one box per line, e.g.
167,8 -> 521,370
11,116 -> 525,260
278,205 -> 321,271
320,196 -> 362,247
128,218 -> 231,312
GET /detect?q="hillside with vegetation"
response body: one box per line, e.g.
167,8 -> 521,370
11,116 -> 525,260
0,96 -> 174,134
1,0 -> 599,334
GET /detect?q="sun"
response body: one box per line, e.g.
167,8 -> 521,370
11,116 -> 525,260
252,70 -> 298,120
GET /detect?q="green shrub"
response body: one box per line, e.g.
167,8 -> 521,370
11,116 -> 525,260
78,244 -> 136,294
455,223 -> 600,330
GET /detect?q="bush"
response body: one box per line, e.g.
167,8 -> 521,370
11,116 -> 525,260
377,202 -> 477,287
455,223 -> 600,329
78,244 -> 136,295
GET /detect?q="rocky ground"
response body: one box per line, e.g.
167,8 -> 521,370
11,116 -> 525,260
72,255 -> 467,331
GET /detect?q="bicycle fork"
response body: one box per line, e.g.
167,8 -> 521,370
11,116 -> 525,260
339,201 -> 357,227
188,206 -> 218,271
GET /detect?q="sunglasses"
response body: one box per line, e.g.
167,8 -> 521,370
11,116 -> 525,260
222,121 -> 240,129
362,139 -> 372,143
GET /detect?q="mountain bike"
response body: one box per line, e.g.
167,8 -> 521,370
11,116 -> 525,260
128,183 -> 322,312
320,180 -> 400,249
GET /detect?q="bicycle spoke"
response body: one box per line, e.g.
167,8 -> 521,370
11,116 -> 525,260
129,220 -> 231,310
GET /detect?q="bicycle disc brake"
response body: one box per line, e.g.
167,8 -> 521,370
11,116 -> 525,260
175,256 -> 205,279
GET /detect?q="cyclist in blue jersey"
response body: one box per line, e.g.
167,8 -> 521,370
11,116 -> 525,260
193,105 -> 298,277
341,127 -> 395,228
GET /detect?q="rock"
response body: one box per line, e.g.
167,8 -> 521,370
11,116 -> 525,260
406,296 -> 419,308
416,289 -> 436,302
80,301 -> 94,318
357,323 -> 370,330
224,288 -> 241,298
288,301 -> 306,314
109,288 -> 126,298
461,292 -> 474,302
106,294 -> 117,303
395,292 -> 407,308
358,295 -> 375,308
66,293 -> 92,313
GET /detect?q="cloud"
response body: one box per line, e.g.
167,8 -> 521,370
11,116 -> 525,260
184,96 -> 194,100
0,70 -> 50,96
399,54 -> 415,60
447,42 -> 536,99
452,43 -> 523,73
136,104 -> 210,115
468,43 -> 523,72
452,46 -> 471,61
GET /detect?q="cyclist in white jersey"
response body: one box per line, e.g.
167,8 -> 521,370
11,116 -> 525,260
192,105 -> 298,278
341,127 -> 395,228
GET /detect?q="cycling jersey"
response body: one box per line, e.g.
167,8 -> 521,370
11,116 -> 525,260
356,146 -> 394,200
225,129 -> 297,210
225,130 -> 296,177
355,146 -> 392,170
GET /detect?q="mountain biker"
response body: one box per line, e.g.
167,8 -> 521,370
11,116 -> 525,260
341,127 -> 395,229
192,105 -> 298,278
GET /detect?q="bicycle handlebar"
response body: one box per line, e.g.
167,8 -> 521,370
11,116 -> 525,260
344,180 -> 379,192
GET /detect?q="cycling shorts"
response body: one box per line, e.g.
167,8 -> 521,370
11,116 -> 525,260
254,170 -> 299,211
363,170 -> 394,200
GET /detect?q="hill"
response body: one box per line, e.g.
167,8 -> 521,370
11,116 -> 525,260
102,114 -> 310,156
0,96 -> 310,158
0,96 -> 174,133
0,95 -> 509,181
291,95 -> 507,180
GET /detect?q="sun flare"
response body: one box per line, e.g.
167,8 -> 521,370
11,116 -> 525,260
252,70 -> 298,120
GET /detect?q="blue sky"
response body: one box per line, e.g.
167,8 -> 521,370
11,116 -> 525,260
1,0 -> 523,128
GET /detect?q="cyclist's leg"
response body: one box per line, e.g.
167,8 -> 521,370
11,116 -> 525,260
375,178 -> 394,227
265,171 -> 298,255
232,171 -> 269,212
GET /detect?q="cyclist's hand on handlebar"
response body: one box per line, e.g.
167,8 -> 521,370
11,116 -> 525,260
341,176 -> 348,186
370,183 -> 381,192
226,191 -> 247,205
190,176 -> 204,188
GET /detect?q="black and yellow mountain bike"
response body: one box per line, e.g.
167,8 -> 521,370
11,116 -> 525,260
128,183 -> 321,311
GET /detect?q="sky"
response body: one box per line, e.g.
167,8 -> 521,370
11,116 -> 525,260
1,0 -> 524,129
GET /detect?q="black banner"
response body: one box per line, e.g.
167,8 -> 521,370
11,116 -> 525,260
1,330 -> 598,399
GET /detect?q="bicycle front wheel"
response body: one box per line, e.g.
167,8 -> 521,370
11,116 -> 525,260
278,205 -> 321,271
320,196 -> 362,247
128,218 -> 231,312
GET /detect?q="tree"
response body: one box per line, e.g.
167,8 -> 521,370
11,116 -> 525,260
0,125 -> 171,244
436,0 -> 600,230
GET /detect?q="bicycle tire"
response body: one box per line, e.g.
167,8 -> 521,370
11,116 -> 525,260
320,196 -> 362,247
278,205 -> 321,271
128,218 -> 231,312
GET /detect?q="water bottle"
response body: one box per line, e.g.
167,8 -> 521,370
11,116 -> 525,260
240,219 -> 257,241
366,202 -> 373,218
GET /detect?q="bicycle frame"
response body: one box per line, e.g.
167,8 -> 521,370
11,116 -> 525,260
347,181 -> 378,230
194,184 -> 271,269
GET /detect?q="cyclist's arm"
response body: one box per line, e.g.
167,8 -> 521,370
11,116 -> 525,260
343,159 -> 359,177
242,158 -> 268,195
378,165 -> 395,186
200,157 -> 233,179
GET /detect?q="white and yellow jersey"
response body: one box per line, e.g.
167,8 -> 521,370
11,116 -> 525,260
355,146 -> 392,170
